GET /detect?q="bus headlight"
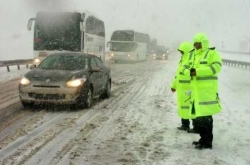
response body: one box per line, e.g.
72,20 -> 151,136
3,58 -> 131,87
20,77 -> 30,85
34,58 -> 40,63
66,78 -> 86,87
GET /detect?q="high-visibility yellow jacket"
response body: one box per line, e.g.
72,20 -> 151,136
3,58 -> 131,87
183,33 -> 222,117
171,42 -> 195,119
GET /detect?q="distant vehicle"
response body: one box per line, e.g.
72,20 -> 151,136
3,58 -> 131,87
107,30 -> 150,62
19,52 -> 111,109
151,45 -> 168,60
149,38 -> 157,54
27,11 -> 105,64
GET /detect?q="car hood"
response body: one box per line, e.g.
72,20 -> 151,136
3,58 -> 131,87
25,68 -> 87,81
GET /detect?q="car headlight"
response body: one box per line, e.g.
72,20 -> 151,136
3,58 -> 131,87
128,54 -> 131,57
153,54 -> 156,56
163,54 -> 165,57
66,78 -> 86,87
111,53 -> 114,56
20,77 -> 30,85
34,58 -> 40,63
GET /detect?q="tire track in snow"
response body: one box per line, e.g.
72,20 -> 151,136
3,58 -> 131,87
68,62 -> 166,165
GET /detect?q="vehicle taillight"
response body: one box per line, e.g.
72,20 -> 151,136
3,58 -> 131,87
34,38 -> 41,42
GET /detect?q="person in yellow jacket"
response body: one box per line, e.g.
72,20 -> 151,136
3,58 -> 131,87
182,33 -> 222,149
170,42 -> 196,131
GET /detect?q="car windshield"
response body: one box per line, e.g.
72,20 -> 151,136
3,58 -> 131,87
38,55 -> 86,70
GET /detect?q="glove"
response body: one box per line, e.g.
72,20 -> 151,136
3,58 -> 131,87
183,68 -> 190,76
190,68 -> 196,76
171,88 -> 176,92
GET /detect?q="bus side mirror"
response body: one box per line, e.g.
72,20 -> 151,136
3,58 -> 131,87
80,22 -> 84,32
27,18 -> 35,31
106,41 -> 110,48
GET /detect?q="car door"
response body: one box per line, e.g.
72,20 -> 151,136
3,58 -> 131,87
89,57 -> 101,95
94,57 -> 109,91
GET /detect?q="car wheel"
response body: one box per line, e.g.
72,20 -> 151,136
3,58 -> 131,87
21,101 -> 34,108
84,88 -> 93,108
100,80 -> 111,99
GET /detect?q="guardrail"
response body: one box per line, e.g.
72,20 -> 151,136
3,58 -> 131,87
0,59 -> 34,72
0,58 -> 250,72
222,59 -> 250,69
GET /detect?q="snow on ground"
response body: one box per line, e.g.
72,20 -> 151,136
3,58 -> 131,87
0,52 -> 250,165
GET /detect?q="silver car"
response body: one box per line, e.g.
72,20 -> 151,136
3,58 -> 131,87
19,52 -> 111,109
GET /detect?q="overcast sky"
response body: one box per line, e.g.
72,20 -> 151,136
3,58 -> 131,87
1,0 -> 250,60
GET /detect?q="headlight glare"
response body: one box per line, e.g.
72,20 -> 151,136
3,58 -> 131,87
66,78 -> 86,87
20,77 -> 30,85
34,58 -> 40,63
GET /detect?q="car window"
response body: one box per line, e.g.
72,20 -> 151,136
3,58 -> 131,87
90,57 -> 98,69
94,57 -> 105,68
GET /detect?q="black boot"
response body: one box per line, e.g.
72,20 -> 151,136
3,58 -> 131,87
194,143 -> 212,150
192,141 -> 199,145
187,128 -> 199,134
177,125 -> 189,131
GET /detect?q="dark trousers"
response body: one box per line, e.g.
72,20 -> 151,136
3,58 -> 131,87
181,118 -> 190,128
196,116 -> 213,146
181,118 -> 198,131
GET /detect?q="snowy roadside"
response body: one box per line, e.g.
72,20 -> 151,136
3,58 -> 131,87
220,51 -> 250,63
0,65 -> 29,83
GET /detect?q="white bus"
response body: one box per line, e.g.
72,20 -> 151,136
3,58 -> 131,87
27,11 -> 105,64
107,30 -> 150,62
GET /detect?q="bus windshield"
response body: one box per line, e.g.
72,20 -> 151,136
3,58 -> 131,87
110,42 -> 138,52
111,31 -> 134,41
34,12 -> 81,51
155,46 -> 166,54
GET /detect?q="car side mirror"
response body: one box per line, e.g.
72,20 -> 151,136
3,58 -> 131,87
30,64 -> 36,69
91,67 -> 101,72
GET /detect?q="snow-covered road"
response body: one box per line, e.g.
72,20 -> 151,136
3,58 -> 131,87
0,53 -> 249,165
